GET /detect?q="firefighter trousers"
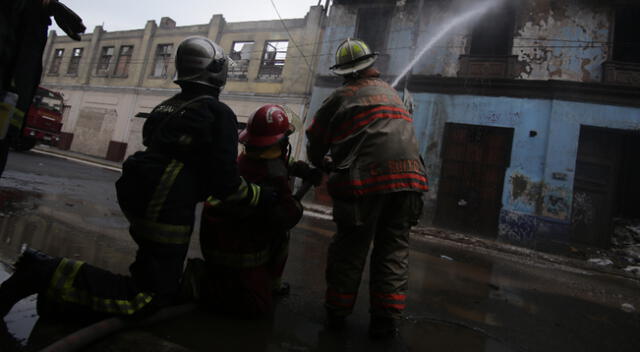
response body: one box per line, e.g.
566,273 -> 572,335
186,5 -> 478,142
197,213 -> 291,316
325,191 -> 423,319
37,151 -> 199,320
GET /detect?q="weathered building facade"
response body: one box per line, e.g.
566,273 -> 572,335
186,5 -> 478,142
40,5 -> 325,161
308,0 -> 640,248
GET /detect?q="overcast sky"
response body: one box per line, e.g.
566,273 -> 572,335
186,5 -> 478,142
52,0 -> 324,34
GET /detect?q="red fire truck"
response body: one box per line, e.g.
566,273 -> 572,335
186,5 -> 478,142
11,86 -> 64,151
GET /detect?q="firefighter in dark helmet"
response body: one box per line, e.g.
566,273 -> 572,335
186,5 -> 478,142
306,38 -> 428,338
0,36 -> 273,321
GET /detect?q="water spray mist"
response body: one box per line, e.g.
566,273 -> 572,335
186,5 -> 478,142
391,0 -> 504,88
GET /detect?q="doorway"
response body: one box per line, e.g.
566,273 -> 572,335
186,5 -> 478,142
435,123 -> 514,237
571,126 -> 640,247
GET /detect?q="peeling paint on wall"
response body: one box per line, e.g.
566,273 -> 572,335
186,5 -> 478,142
514,1 -> 610,82
542,191 -> 570,220
510,174 -> 542,209
508,173 -> 572,221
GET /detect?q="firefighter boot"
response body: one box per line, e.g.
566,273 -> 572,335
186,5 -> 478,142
0,248 -> 58,318
369,315 -> 400,339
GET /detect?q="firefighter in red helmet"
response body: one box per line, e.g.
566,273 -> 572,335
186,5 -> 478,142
193,104 -> 322,316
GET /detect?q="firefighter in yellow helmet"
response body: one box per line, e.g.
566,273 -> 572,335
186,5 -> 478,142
306,38 -> 428,338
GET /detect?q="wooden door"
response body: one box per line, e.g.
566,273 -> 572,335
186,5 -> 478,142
571,127 -> 622,247
435,123 -> 514,237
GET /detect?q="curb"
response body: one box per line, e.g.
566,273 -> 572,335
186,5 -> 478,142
32,145 -> 122,171
411,226 -> 640,282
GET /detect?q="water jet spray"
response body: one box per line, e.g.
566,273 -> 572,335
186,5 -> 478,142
391,0 -> 504,88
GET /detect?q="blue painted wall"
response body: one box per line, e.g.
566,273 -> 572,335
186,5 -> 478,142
409,92 -> 640,246
307,0 -> 639,247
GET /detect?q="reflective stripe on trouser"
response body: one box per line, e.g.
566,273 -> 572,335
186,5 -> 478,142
325,287 -> 357,315
371,292 -> 407,311
111,154 -> 198,314
326,191 -> 422,318
45,258 -> 154,315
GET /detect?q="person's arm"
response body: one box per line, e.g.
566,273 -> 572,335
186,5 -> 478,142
204,102 -> 272,209
306,94 -> 340,168
289,160 -> 323,186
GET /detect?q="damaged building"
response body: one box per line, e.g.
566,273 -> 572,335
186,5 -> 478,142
307,0 -> 640,250
40,6 -> 325,162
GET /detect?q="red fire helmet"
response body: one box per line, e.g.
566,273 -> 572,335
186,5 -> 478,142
239,104 -> 294,147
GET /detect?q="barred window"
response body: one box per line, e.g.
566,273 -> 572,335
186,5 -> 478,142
114,45 -> 134,77
258,40 -> 288,80
49,49 -> 64,74
96,46 -> 114,75
67,48 -> 83,75
152,44 -> 173,78
229,41 -> 254,79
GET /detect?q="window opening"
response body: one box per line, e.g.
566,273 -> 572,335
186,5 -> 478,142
469,3 -> 515,56
114,45 -> 134,77
355,7 -> 391,53
49,48 -> 64,74
67,48 -> 83,75
258,40 -> 288,80
229,41 -> 254,79
152,44 -> 173,78
96,46 -> 115,75
612,6 -> 640,63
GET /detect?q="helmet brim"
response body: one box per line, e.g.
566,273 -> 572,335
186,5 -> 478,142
331,54 -> 377,76
239,130 -> 286,147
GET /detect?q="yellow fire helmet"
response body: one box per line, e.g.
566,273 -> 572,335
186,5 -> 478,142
330,38 -> 378,76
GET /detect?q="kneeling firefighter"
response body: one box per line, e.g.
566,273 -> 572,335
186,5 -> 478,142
0,36 -> 272,321
190,104 -> 322,316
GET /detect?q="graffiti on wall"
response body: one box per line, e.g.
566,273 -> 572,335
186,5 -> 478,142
499,209 -> 538,245
508,173 -> 571,221
483,111 -> 521,124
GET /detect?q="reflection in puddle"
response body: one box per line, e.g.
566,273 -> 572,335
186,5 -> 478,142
0,187 -> 135,348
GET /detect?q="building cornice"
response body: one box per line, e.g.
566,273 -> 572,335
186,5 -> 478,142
313,75 -> 640,108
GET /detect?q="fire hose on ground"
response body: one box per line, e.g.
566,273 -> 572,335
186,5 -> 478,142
38,177 -> 320,352
38,303 -> 197,352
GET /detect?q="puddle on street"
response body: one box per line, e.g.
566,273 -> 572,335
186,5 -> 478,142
0,183 -> 638,351
0,186 -> 135,350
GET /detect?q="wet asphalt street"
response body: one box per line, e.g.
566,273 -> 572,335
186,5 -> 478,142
1,150 -> 639,352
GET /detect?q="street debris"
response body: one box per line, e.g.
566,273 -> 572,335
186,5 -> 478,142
588,258 -> 613,266
621,303 -> 636,313
586,218 -> 640,273
613,219 -> 640,259
624,266 -> 640,277
440,255 -> 454,261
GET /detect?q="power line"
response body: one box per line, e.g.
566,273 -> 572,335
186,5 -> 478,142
269,0 -> 313,72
